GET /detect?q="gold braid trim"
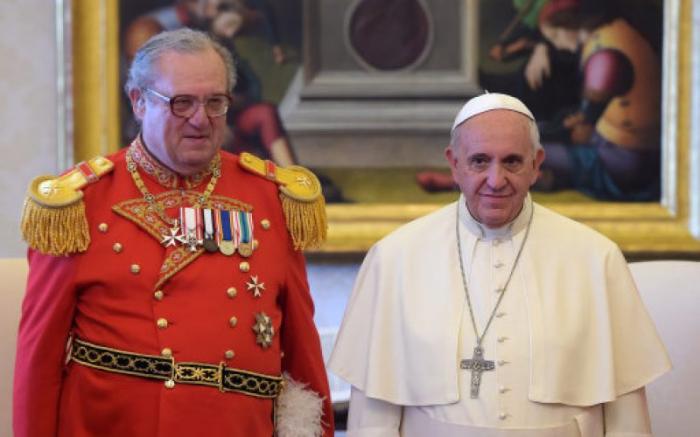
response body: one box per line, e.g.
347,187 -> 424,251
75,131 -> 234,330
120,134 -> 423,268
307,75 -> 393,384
21,157 -> 114,255
21,198 -> 90,255
280,188 -> 327,250
239,153 -> 327,250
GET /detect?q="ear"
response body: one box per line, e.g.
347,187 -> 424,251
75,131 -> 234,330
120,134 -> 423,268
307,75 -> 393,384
445,145 -> 459,178
531,148 -> 546,185
129,88 -> 146,121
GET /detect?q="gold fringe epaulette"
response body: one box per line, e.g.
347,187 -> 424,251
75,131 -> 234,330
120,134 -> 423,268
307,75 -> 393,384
21,157 -> 114,255
239,152 -> 327,250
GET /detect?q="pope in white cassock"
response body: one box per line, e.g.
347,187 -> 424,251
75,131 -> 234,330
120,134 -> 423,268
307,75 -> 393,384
328,93 -> 671,437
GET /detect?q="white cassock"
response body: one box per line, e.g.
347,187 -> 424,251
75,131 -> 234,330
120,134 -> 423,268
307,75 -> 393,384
328,195 -> 671,437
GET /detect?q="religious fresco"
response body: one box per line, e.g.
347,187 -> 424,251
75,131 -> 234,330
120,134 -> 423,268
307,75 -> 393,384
476,0 -> 664,202
119,0 -> 665,204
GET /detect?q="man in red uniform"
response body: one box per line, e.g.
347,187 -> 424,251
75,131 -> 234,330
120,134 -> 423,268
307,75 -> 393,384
15,28 -> 333,437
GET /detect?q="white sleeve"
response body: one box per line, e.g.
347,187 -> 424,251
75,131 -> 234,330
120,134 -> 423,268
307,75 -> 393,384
346,386 -> 403,437
604,387 -> 653,437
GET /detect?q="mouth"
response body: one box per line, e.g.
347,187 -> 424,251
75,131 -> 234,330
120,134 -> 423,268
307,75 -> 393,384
479,192 -> 512,199
182,133 -> 211,144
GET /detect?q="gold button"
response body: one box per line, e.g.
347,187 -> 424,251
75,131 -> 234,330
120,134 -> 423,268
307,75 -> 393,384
164,379 -> 175,389
252,239 -> 259,250
261,219 -> 270,230
157,318 -> 169,329
239,261 -> 250,272
154,290 -> 164,301
224,350 -> 235,359
98,223 -> 108,233
161,348 -> 172,357
130,264 -> 141,274
226,287 -> 237,298
229,316 -> 238,327
112,243 -> 123,253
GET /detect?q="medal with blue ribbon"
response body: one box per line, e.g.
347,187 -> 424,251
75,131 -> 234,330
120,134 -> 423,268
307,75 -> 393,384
218,209 -> 236,256
237,211 -> 253,257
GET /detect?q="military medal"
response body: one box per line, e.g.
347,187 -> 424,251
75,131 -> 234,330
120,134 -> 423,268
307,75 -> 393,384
252,312 -> 275,348
181,207 -> 202,252
219,209 -> 236,256
160,223 -> 185,247
202,208 -> 218,253
237,211 -> 253,257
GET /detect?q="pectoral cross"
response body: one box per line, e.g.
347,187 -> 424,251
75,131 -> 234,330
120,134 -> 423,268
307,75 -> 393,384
460,346 -> 495,398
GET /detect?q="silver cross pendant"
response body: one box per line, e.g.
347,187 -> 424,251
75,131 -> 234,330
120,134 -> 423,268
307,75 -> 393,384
460,346 -> 495,398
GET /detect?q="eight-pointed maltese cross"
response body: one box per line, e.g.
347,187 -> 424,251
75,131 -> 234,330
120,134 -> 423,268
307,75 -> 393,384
160,226 -> 186,247
246,275 -> 266,298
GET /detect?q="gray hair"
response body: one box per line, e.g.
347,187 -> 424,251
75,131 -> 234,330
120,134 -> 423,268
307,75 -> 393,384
124,28 -> 236,95
449,113 -> 542,153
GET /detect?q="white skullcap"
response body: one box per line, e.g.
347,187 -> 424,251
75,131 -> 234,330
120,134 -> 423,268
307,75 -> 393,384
451,92 -> 535,132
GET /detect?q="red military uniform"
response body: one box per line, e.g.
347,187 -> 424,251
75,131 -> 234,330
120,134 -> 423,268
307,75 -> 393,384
14,138 -> 333,436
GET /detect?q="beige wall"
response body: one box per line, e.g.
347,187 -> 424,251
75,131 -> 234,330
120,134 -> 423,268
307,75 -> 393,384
0,1 -> 59,257
0,1 -> 57,434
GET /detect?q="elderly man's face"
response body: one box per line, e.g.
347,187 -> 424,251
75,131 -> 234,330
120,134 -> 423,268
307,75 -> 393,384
130,48 -> 228,175
446,110 -> 544,228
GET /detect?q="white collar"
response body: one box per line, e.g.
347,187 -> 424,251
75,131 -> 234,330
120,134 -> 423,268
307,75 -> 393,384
457,193 -> 532,241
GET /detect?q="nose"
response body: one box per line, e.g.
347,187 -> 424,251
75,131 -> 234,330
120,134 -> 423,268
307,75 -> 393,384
486,164 -> 508,190
187,102 -> 210,127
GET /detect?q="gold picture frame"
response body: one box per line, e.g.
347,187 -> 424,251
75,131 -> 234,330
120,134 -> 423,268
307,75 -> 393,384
68,0 -> 700,257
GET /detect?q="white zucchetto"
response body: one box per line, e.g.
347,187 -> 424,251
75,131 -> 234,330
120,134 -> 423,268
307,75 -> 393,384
452,92 -> 535,132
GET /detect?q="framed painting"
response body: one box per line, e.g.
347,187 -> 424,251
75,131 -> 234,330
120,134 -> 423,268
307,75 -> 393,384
66,0 -> 700,257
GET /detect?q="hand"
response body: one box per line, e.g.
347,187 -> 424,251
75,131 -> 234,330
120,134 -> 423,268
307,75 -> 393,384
272,45 -> 286,64
489,43 -> 505,61
524,43 -> 551,90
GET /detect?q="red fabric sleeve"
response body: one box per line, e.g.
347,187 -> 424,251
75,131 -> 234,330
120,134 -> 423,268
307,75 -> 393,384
279,250 -> 335,437
13,250 -> 78,437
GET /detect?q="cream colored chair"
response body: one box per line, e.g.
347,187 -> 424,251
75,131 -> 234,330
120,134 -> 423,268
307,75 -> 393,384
629,260 -> 700,437
1,258 -> 27,437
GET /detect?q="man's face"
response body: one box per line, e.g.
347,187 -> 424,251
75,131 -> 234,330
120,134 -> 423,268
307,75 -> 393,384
130,48 -> 228,175
446,110 -> 544,229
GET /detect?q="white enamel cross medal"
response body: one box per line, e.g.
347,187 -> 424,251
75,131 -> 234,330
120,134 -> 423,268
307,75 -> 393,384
460,346 -> 495,398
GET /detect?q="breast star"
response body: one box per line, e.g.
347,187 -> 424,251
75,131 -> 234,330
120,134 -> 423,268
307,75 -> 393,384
252,312 -> 274,348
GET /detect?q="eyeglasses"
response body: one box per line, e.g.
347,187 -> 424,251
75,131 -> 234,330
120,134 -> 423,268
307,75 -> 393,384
144,88 -> 232,118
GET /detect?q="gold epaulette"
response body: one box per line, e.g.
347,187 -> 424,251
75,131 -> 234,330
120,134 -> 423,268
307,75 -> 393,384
239,152 -> 327,250
21,157 -> 114,256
